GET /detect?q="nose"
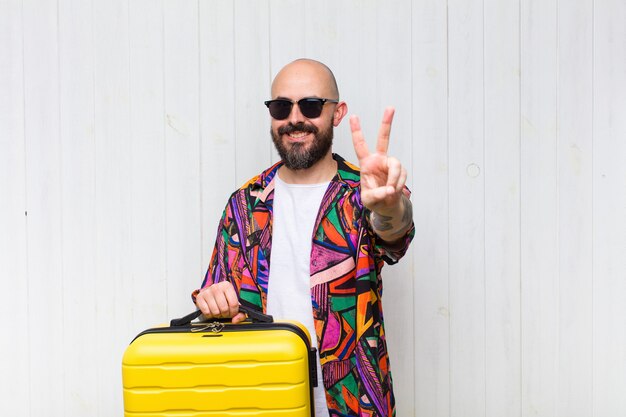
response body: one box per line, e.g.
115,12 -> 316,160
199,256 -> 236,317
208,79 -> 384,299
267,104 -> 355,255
287,101 -> 306,124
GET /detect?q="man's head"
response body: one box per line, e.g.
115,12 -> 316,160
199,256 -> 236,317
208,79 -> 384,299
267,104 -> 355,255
267,59 -> 348,170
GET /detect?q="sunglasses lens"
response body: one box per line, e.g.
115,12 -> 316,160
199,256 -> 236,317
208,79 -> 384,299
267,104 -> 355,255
267,100 -> 293,120
298,99 -> 325,119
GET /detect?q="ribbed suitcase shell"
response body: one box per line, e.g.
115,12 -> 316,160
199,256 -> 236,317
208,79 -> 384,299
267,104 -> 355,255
122,319 -> 316,416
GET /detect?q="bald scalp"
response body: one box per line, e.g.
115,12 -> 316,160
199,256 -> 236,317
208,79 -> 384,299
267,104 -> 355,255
271,58 -> 339,99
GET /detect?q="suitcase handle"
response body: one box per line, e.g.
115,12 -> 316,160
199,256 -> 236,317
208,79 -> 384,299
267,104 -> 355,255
238,304 -> 274,323
170,304 -> 274,327
170,309 -> 203,327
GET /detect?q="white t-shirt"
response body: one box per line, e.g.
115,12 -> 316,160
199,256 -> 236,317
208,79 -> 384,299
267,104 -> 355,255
266,174 -> 330,417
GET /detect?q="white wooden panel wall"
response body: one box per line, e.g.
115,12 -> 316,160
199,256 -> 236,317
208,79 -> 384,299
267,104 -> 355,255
593,2 -> 626,416
59,0 -> 98,414
520,1 -> 559,416
412,1 -> 450,415
0,1 -> 29,414
484,1 -> 521,416
1,1 -> 625,416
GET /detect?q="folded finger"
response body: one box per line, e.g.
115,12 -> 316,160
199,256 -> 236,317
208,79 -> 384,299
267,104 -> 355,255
195,290 -> 210,316
396,166 -> 407,193
367,186 -> 395,203
205,293 -> 222,317
386,158 -> 401,190
213,288 -> 235,317
232,312 -> 248,324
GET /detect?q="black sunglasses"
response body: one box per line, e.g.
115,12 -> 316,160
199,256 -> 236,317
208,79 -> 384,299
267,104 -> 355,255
264,97 -> 339,120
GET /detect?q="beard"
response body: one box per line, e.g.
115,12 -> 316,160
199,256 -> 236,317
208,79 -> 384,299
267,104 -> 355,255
271,120 -> 334,170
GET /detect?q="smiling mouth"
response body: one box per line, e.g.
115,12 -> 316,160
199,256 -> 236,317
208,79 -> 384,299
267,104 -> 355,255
278,122 -> 318,140
287,131 -> 309,139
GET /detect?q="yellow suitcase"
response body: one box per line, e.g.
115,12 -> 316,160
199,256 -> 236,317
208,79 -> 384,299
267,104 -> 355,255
122,306 -> 317,416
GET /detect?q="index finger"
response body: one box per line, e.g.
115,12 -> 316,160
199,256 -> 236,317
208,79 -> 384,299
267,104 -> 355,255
375,107 -> 395,155
350,114 -> 370,162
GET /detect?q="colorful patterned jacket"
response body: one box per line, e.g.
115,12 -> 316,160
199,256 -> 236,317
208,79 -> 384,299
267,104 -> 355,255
193,153 -> 414,416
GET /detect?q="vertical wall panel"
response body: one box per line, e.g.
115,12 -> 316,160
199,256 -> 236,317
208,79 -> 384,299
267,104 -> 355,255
484,0 -> 522,416
269,0 -> 307,78
93,0 -> 132,413
593,2 -> 626,416
128,0 -> 168,328
520,1 -> 559,416
557,1 -> 594,416
58,0 -> 98,415
448,0 -> 486,415
411,0 -> 450,415
22,0 -> 64,414
303,0 -> 339,70
163,0 -> 202,317
0,0 -> 30,413
198,0 -> 237,274
233,0 -> 272,185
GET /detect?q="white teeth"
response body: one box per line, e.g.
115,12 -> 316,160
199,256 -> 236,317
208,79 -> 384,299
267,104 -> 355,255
288,131 -> 308,139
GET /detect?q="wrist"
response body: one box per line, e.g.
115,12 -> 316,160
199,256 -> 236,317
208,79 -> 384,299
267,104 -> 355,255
369,195 -> 413,241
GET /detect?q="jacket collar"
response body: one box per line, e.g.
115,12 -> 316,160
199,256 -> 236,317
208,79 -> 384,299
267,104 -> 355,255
251,153 -> 360,202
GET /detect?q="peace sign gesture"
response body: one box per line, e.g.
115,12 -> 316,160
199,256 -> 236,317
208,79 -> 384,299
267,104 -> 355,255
350,107 -> 408,215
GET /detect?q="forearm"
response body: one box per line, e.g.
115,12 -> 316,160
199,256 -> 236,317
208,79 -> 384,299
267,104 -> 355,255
369,194 -> 414,242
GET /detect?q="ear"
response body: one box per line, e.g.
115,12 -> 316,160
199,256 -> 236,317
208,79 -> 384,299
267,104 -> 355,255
332,101 -> 348,126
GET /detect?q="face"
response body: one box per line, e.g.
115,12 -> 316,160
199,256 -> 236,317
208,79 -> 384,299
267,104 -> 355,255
268,60 -> 347,170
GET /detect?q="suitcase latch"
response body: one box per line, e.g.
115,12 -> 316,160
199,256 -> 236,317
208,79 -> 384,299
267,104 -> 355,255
191,321 -> 225,333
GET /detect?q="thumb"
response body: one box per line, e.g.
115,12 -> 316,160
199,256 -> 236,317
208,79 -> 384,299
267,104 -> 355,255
231,312 -> 247,324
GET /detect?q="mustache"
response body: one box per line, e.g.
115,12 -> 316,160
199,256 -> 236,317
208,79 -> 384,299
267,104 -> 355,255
277,122 -> 318,136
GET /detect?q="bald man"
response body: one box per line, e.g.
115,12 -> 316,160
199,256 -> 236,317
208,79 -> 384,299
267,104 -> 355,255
192,59 -> 414,416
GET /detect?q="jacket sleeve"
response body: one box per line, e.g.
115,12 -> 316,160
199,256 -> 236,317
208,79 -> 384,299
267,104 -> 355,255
191,192 -> 260,307
191,202 -> 230,304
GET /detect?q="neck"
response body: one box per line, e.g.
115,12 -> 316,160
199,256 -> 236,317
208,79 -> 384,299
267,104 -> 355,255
278,152 -> 336,184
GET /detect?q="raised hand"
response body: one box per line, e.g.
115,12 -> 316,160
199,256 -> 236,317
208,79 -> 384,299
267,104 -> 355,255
350,107 -> 407,214
350,107 -> 413,241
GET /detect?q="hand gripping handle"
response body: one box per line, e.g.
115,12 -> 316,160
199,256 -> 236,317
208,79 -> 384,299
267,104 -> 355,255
170,303 -> 273,327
